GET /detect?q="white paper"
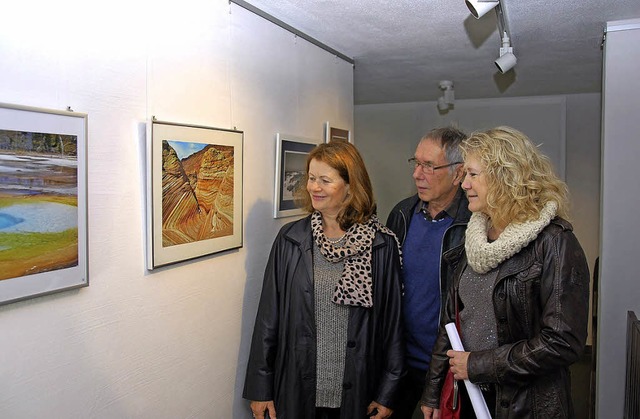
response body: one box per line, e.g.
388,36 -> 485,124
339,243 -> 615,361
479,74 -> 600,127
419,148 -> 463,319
445,322 -> 493,419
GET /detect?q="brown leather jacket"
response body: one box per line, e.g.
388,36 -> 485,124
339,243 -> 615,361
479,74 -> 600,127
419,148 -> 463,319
421,217 -> 589,418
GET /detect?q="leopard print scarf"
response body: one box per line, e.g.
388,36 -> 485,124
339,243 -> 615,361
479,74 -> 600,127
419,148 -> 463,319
311,211 -> 400,308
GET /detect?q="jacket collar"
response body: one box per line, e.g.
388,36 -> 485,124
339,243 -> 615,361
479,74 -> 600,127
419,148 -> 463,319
283,214 -> 387,250
403,189 -> 471,225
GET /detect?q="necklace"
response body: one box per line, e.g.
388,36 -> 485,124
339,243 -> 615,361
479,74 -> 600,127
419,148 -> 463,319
325,233 -> 347,244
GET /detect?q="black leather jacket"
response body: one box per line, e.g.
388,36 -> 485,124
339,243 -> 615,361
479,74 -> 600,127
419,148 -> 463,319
421,217 -> 590,419
243,215 -> 404,418
386,192 -> 471,318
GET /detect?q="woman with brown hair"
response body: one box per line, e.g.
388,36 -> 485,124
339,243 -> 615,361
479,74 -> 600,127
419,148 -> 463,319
244,141 -> 404,419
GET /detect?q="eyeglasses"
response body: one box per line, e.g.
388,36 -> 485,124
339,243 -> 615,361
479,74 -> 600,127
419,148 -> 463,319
408,158 -> 462,174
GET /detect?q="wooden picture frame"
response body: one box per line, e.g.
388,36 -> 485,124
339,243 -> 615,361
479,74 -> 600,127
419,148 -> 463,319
147,120 -> 243,269
0,103 -> 88,305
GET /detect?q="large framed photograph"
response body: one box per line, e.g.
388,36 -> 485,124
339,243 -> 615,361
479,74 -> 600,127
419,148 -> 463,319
274,133 -> 318,218
147,120 -> 243,269
0,103 -> 88,305
324,121 -> 352,143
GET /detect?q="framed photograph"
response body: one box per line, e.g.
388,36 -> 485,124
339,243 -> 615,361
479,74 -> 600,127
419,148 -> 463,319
0,103 -> 88,305
324,121 -> 352,143
274,133 -> 318,218
147,120 -> 243,269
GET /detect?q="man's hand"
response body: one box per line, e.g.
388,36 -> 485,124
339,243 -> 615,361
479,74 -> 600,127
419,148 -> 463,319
421,405 -> 441,419
447,350 -> 470,381
250,400 -> 276,419
367,400 -> 393,418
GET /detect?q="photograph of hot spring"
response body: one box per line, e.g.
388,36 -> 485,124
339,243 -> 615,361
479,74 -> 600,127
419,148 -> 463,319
0,129 -> 79,281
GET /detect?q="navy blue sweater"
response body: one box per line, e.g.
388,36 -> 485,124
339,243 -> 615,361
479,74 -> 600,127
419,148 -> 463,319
402,211 -> 453,371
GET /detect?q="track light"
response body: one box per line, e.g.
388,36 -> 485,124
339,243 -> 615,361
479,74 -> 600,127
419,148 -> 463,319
437,80 -> 455,112
495,31 -> 517,73
437,97 -> 449,112
465,0 -> 499,19
467,0 -> 517,72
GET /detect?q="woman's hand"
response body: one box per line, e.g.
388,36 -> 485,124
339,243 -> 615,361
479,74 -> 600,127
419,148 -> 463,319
250,400 -> 276,419
367,401 -> 393,418
421,405 -> 441,419
447,350 -> 470,381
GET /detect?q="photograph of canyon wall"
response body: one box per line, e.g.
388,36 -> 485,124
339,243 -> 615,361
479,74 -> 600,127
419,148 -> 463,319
161,140 -> 234,247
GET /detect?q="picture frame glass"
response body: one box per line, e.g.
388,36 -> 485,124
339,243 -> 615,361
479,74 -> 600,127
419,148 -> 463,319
0,103 -> 88,305
147,121 -> 243,269
274,134 -> 318,218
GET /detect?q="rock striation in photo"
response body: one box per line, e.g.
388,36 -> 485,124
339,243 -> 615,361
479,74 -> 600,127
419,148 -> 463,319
161,141 -> 234,247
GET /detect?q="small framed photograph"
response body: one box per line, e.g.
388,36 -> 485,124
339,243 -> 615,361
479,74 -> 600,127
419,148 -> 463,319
274,133 -> 318,218
324,121 -> 352,143
0,102 -> 88,305
147,120 -> 243,269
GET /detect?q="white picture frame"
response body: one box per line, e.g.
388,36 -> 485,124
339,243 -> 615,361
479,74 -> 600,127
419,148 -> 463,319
0,102 -> 88,305
146,120 -> 243,269
324,121 -> 352,143
274,133 -> 318,218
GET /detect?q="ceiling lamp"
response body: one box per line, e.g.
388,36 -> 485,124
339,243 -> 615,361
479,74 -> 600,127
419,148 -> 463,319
466,0 -> 517,73
437,80 -> 455,112
465,0 -> 499,19
495,31 -> 517,73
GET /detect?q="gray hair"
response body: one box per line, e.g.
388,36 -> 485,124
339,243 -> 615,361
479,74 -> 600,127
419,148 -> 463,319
420,126 -> 466,173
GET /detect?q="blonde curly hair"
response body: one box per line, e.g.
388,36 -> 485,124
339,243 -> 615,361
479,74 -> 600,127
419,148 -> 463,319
460,126 -> 570,230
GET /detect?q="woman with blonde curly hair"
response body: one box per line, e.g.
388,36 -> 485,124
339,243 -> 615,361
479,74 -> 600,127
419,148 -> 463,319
420,126 -> 589,418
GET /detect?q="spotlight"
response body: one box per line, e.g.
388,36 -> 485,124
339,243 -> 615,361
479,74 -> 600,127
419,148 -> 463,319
495,31 -> 517,73
465,0 -> 499,19
437,97 -> 449,112
440,80 -> 455,104
437,80 -> 455,112
495,52 -> 517,73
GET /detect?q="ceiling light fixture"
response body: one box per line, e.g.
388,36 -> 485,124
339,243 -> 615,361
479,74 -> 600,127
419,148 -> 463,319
465,0 -> 499,19
495,31 -> 517,73
466,0 -> 518,73
437,80 -> 455,112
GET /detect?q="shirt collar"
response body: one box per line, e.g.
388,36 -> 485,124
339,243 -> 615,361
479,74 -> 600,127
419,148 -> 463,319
415,188 -> 464,221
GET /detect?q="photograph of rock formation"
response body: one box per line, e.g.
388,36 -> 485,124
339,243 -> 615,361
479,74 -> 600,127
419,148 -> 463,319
161,140 -> 234,247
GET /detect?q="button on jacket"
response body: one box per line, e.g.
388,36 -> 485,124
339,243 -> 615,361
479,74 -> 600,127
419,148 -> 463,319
243,215 -> 405,418
421,218 -> 590,418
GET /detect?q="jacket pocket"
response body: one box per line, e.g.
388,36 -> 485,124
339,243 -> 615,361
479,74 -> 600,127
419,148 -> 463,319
515,262 -> 542,282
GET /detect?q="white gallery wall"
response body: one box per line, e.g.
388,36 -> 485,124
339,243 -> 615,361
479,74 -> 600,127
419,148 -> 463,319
598,19 -> 640,419
356,93 -> 602,340
0,1 -> 353,418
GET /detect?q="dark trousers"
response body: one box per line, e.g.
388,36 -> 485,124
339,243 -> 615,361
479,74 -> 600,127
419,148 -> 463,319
393,366 -> 427,419
316,407 -> 341,419
459,381 -> 496,419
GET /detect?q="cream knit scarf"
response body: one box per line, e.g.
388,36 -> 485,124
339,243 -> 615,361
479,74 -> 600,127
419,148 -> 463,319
465,201 -> 558,274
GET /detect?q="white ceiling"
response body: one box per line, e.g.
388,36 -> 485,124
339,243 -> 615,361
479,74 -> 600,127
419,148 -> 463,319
235,0 -> 640,104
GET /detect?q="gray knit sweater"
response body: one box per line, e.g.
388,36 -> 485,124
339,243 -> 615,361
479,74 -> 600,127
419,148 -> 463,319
313,240 -> 349,408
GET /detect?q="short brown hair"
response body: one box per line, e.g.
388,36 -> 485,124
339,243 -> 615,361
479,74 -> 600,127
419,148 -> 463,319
295,141 -> 376,230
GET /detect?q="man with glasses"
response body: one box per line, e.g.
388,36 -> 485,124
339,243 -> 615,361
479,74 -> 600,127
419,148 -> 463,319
386,126 -> 471,419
